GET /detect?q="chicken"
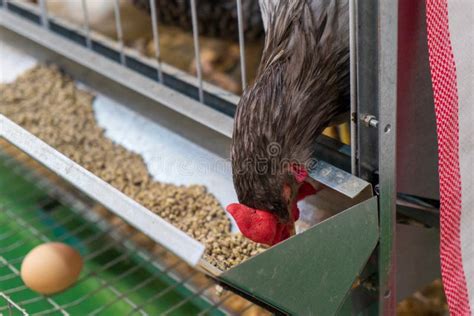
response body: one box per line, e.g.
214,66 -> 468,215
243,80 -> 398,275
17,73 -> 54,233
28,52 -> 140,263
130,0 -> 265,94
45,0 -> 265,93
129,0 -> 264,41
227,0 -> 349,246
45,0 -> 152,42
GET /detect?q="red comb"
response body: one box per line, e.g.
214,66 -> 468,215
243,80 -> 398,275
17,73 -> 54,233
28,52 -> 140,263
297,182 -> 318,201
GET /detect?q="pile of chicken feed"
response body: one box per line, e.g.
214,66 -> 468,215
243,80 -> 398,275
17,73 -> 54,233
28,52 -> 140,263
0,65 -> 264,270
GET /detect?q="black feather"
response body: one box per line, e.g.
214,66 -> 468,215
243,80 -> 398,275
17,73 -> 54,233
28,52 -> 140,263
231,0 -> 349,222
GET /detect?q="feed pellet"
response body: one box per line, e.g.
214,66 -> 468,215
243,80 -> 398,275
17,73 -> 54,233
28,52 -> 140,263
0,65 -> 264,270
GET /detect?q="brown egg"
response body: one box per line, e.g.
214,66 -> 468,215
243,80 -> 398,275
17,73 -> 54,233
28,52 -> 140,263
21,242 -> 83,295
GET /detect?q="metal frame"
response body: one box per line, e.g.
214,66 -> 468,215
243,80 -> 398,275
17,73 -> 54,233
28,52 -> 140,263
0,5 -> 234,138
354,1 -> 399,313
0,0 -> 440,315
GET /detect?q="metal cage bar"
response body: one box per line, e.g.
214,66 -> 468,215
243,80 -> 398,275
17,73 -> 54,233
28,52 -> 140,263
349,0 -> 358,175
189,0 -> 204,103
80,0 -> 92,49
236,0 -> 247,91
353,0 -> 399,313
0,293 -> 28,315
37,0 -> 48,28
149,0 -> 163,83
376,0 -> 398,313
113,0 -> 126,65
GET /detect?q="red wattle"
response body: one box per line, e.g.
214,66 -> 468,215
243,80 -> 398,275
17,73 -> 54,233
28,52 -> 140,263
226,180 -> 320,246
297,182 -> 318,201
291,202 -> 300,222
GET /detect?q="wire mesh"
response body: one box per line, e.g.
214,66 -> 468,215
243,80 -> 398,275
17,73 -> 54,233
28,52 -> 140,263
0,142 -> 266,315
0,155 -> 203,315
0,293 -> 28,315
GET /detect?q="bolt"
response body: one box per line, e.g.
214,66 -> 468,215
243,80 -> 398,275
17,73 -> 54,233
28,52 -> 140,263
360,114 -> 379,128
374,184 -> 380,195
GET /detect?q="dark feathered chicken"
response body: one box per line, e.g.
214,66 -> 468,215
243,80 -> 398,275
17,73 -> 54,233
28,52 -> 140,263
130,0 -> 264,41
226,0 -> 349,246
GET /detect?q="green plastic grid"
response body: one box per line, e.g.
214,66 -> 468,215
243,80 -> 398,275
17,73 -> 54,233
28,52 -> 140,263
0,150 -> 226,316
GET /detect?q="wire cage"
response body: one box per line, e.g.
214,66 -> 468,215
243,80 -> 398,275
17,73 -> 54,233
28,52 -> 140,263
38,0 -> 252,110
1,292 -> 28,315
0,0 -> 392,315
0,0 -> 442,315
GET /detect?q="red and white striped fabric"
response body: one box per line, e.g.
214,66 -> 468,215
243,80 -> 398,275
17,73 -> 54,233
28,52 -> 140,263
425,0 -> 473,314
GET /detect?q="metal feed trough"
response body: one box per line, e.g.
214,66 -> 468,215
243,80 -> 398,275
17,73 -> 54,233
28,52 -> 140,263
0,0 -> 441,315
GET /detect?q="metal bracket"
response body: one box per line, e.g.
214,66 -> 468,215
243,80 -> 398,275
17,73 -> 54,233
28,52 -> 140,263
308,160 -> 373,199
